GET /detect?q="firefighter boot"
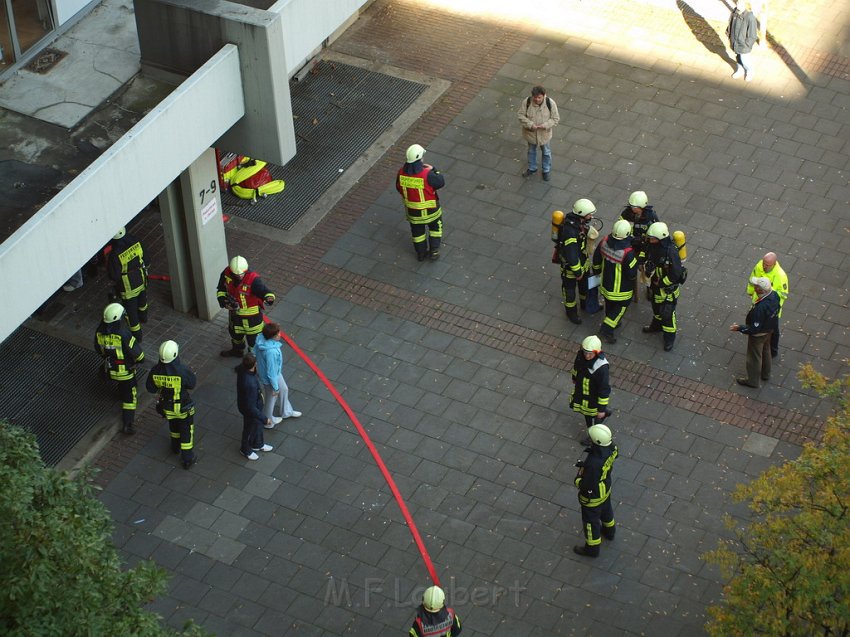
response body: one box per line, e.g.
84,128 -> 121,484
663,333 -> 676,352
565,307 -> 582,325
122,418 -> 135,435
642,319 -> 662,333
602,526 -> 616,541
573,544 -> 599,558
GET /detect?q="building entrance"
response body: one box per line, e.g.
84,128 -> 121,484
0,0 -> 54,70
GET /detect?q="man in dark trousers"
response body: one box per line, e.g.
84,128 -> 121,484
730,276 -> 780,388
618,190 -> 660,302
107,226 -> 149,340
555,199 -> 596,324
146,340 -> 197,469
94,302 -> 145,435
408,586 -> 462,637
216,255 -> 276,357
574,424 -> 618,558
642,222 -> 684,351
396,143 -> 445,261
569,335 -> 611,445
593,219 -> 638,343
235,352 -> 273,461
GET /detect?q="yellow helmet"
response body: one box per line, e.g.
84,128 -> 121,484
158,340 -> 179,364
102,302 -> 125,323
582,335 -> 602,353
588,424 -> 612,446
422,586 -> 445,613
113,227 -> 126,240
647,222 -> 669,240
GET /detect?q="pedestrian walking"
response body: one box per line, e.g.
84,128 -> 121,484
408,586 -> 462,637
592,219 -> 638,343
731,277 -> 779,388
217,256 -> 276,357
107,226 -> 149,340
746,251 -> 788,358
573,424 -> 618,558
235,352 -> 273,460
642,222 -> 684,351
553,200 -> 596,324
146,340 -> 198,469
618,190 -> 660,302
396,143 -> 445,261
254,321 -> 302,427
569,335 -> 611,444
94,302 -> 145,435
517,85 -> 560,181
727,0 -> 759,81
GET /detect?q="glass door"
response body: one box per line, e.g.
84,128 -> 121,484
1,0 -> 54,67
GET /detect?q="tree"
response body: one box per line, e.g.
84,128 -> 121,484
704,364 -> 850,636
0,420 -> 207,636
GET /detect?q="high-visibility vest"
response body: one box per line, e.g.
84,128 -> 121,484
227,270 -> 264,316
397,165 -> 438,211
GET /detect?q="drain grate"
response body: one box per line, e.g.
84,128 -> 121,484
25,48 -> 67,74
222,60 -> 427,230
0,327 -> 118,467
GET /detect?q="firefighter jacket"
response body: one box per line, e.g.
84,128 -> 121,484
146,358 -> 197,418
556,216 -> 589,279
747,260 -> 789,315
570,350 -> 610,417
409,605 -> 462,637
739,290 -> 780,335
216,268 -> 275,317
645,238 -> 683,300
592,235 -> 638,301
575,443 -> 619,507
619,205 -> 659,260
107,233 -> 147,299
397,160 -> 445,224
94,320 -> 144,381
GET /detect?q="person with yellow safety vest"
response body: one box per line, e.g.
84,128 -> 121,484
573,423 -> 618,558
146,340 -> 198,469
217,256 -> 276,357
409,586 -> 462,637
554,199 -> 596,324
107,226 -> 149,340
94,303 -> 145,435
396,144 -> 446,262
746,251 -> 789,359
641,222 -> 684,351
570,335 -> 612,446
618,190 -> 660,301
592,219 -> 638,344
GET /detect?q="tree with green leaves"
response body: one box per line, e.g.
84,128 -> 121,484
704,364 -> 850,636
0,420 -> 207,636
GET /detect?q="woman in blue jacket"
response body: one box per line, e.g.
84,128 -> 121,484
254,322 -> 302,427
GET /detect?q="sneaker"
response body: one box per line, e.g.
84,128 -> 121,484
263,421 -> 276,430
542,172 -> 551,181
272,416 -> 283,425
523,169 -> 537,178
286,411 -> 302,418
255,444 -> 273,452
242,451 -> 259,460
731,69 -> 744,79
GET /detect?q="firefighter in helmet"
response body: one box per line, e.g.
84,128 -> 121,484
592,219 -> 638,343
94,302 -> 145,434
408,585 -> 462,637
569,335 -> 611,444
216,256 -> 276,357
396,143 -> 446,262
619,191 -> 660,301
554,199 -> 595,324
573,423 -> 618,558
107,226 -> 149,340
642,222 -> 684,351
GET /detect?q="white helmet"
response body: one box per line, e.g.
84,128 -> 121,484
612,219 -> 632,240
582,335 -> 602,353
103,302 -> 125,324
588,424 -> 613,447
572,199 -> 596,218
422,586 -> 445,613
159,340 -> 179,364
406,144 -> 426,163
113,227 -> 126,240
628,191 -> 648,208
647,222 -> 669,240
229,256 -> 248,276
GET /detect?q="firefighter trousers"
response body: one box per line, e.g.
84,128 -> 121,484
561,274 -> 588,310
601,297 -> 631,333
580,498 -> 615,555
167,408 -> 195,464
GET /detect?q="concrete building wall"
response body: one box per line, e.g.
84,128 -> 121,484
54,0 -> 95,25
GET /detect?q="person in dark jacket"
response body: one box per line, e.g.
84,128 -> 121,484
730,276 -> 780,388
107,226 -> 148,340
641,222 -> 684,351
570,335 -> 611,444
236,352 -> 272,460
618,190 -> 660,301
592,219 -> 638,343
396,143 -> 446,261
408,586 -> 461,637
727,0 -> 759,81
573,424 -> 618,558
146,340 -> 198,469
556,199 -> 596,324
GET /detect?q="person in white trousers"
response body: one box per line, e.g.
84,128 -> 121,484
254,321 -> 302,428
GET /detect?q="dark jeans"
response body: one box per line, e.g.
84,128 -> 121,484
241,416 -> 264,455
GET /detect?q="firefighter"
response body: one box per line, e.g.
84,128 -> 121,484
216,256 -> 276,357
555,199 -> 596,324
146,340 -> 197,469
94,302 -> 145,435
408,586 -> 462,637
107,226 -> 149,340
396,143 -> 445,261
573,423 -> 618,558
642,222 -> 684,351
569,335 -> 611,444
592,219 -> 638,343
619,191 -> 660,301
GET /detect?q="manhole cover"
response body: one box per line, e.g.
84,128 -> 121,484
26,48 -> 67,74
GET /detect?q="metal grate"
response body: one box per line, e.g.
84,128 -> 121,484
0,327 -> 118,467
222,60 -> 427,230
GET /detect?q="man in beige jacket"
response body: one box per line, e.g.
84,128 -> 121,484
517,85 -> 560,181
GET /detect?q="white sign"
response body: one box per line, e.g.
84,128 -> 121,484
200,197 -> 218,225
